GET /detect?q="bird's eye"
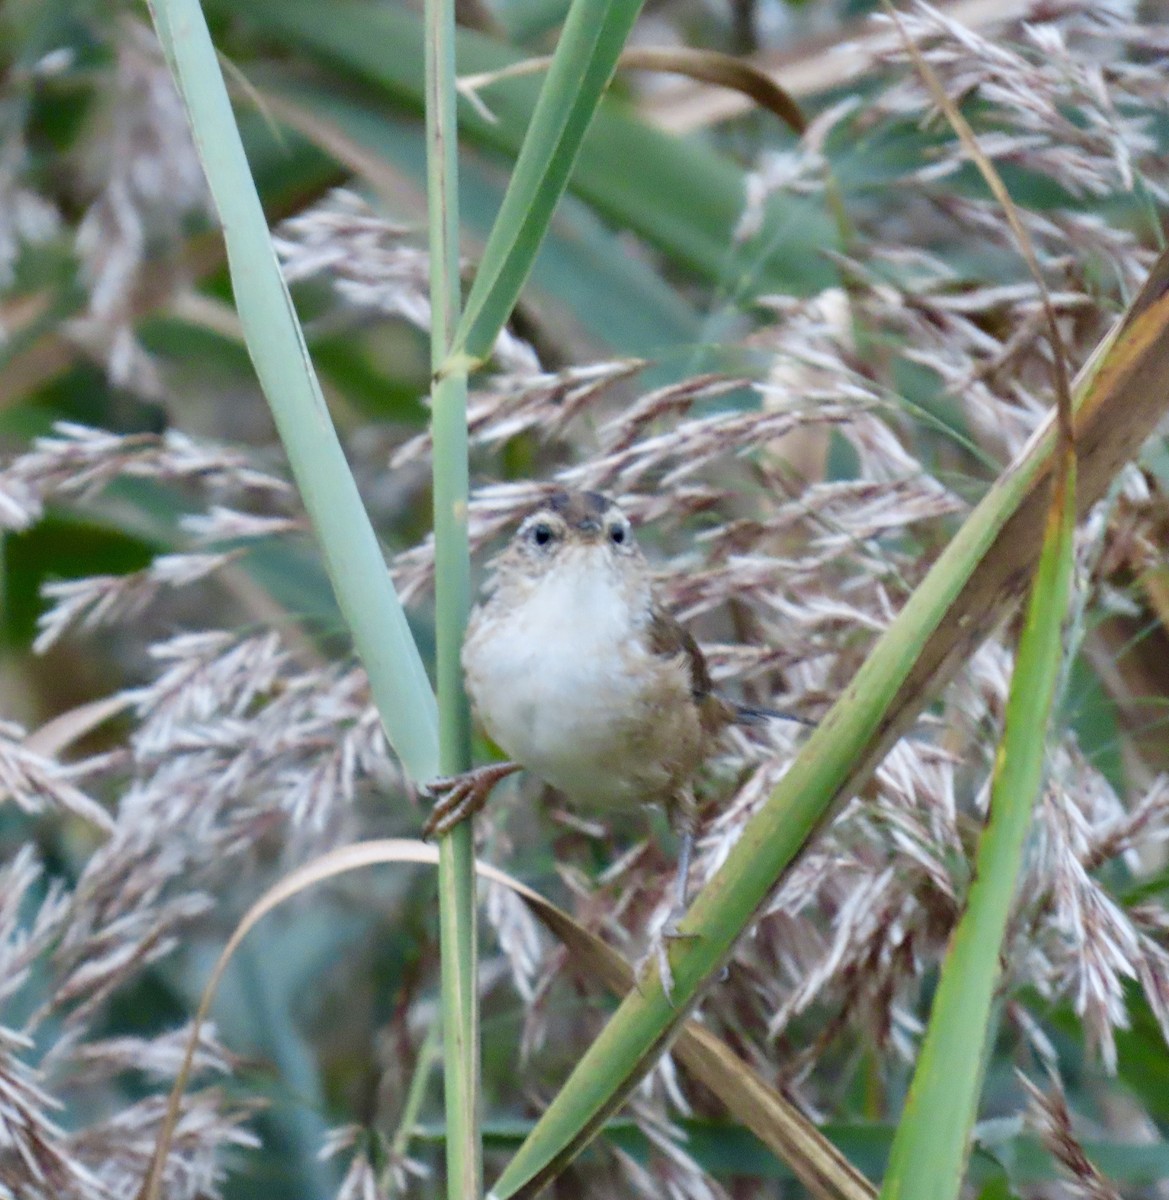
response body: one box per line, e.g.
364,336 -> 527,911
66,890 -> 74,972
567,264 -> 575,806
531,522 -> 554,547
608,524 -> 627,545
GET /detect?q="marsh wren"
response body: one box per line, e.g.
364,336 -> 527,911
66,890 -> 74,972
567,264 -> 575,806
423,489 -> 801,933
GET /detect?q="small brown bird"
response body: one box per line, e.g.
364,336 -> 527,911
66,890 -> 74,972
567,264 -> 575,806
424,489 -> 802,929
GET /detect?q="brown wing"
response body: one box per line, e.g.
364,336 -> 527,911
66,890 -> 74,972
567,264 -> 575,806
649,607 -> 734,732
649,607 -> 710,699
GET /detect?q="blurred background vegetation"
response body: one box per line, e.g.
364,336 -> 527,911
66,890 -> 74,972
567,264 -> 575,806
5,0 -> 1169,1196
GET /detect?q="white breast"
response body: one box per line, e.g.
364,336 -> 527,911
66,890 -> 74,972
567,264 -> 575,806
463,552 -> 664,809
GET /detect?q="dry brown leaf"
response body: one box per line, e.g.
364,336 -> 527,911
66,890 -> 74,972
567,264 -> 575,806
459,47 -> 805,134
618,48 -> 805,134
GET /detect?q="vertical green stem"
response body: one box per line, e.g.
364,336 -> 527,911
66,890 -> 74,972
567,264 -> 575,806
426,0 -> 472,778
880,456 -> 1078,1200
424,0 -> 480,1195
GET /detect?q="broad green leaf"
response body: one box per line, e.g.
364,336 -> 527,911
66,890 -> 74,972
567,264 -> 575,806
147,0 -> 440,784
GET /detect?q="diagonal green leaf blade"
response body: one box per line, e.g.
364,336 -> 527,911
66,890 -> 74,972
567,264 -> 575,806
148,0 -> 439,782
879,448 -> 1078,1200
452,0 -> 643,359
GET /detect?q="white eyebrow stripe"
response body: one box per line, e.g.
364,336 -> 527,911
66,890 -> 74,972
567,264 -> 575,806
517,511 -> 565,534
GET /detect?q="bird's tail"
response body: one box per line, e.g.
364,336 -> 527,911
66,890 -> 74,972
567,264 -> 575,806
732,701 -> 815,728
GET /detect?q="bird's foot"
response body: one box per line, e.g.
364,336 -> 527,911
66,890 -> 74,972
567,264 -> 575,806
636,904 -> 699,1005
421,762 -> 520,837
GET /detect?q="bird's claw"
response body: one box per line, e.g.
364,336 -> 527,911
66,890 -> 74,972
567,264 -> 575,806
636,905 -> 699,1005
421,762 -> 520,838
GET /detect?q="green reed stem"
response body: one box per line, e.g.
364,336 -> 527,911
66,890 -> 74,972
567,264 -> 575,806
424,0 -> 481,1193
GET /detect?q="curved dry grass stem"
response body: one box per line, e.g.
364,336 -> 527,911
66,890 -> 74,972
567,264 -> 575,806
134,840 -> 874,1200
